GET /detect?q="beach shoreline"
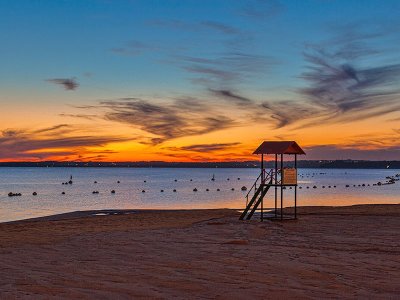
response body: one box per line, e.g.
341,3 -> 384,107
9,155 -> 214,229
1,204 -> 399,298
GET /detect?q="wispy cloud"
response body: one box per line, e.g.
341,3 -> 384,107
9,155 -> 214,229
298,49 -> 400,124
33,124 -> 71,134
0,125 -> 128,161
179,52 -> 275,87
240,0 -> 284,20
59,113 -> 99,120
46,78 -> 79,90
149,19 -> 241,36
98,98 -> 236,144
261,100 -> 319,128
259,27 -> 400,129
200,21 -> 240,35
166,142 -> 241,153
111,41 -> 161,56
115,15 -> 274,89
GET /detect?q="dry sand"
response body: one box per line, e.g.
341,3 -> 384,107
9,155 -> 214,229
0,205 -> 399,299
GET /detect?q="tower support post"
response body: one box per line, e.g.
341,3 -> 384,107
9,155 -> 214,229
294,154 -> 297,219
274,154 -> 277,218
280,154 -> 283,220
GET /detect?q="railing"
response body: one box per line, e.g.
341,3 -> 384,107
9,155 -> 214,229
245,169 -> 274,206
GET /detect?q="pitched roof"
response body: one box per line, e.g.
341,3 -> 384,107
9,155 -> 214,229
253,141 -> 306,155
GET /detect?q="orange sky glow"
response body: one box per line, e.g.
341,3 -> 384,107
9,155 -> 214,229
1,1 -> 399,162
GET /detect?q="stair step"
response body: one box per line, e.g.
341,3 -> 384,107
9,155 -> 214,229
239,179 -> 272,220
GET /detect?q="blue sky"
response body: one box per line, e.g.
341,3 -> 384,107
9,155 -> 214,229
0,0 -> 399,161
2,0 -> 398,96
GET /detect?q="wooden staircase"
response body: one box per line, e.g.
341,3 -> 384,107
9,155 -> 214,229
239,170 -> 273,220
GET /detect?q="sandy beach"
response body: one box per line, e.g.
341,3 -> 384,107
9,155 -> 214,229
0,205 -> 399,299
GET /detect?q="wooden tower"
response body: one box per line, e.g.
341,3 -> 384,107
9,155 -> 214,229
239,141 -> 306,221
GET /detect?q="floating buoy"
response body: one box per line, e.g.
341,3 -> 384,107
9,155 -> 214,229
142,190 -> 145,193
92,191 -> 99,194
173,189 -> 177,192
217,188 -> 220,191
227,178 -> 230,181
328,186 -> 331,188
346,185 -> 349,187
174,179 -> 177,182
160,189 -> 164,192
62,192 -> 65,195
333,186 -> 336,188
206,188 -> 209,191
8,192 -> 13,197
231,188 -> 235,191
237,178 -> 240,180
193,188 -> 198,192
32,192 -> 37,196
313,186 -> 317,189
322,186 -> 325,188
69,180 -> 73,184
62,182 -> 65,185
111,190 -> 115,194
117,181 -> 120,183
94,181 -> 97,184
144,180 -> 146,183
190,179 -> 193,181
289,187 -> 292,189
306,186 -> 310,189
241,186 -> 247,191
362,184 -> 365,187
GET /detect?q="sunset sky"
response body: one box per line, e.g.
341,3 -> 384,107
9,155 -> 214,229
1,0 -> 399,162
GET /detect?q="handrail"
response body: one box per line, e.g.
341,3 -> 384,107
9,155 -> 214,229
245,169 -> 274,205
245,171 -> 263,199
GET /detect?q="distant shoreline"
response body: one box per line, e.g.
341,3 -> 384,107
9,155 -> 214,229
0,160 -> 400,169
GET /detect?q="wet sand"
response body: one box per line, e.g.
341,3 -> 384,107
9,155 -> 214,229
0,205 -> 399,299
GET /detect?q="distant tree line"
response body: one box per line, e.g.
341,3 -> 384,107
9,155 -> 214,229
0,160 -> 399,169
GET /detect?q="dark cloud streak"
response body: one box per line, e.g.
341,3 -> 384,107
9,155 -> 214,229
46,78 -> 79,90
168,142 -> 241,153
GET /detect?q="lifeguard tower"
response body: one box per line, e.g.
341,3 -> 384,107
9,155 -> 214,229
239,141 -> 305,221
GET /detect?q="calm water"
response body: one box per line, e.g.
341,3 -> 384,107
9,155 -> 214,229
0,167 -> 399,222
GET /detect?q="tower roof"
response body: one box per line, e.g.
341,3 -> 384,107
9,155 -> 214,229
253,141 -> 305,155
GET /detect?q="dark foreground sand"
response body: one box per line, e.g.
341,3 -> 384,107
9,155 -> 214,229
0,205 -> 399,299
